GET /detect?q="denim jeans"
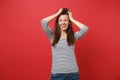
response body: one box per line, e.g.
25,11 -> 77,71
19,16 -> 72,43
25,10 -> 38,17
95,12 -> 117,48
50,72 -> 80,80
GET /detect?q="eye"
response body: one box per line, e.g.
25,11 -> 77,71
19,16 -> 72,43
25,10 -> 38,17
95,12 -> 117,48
64,20 -> 67,21
59,19 -> 62,22
64,19 -> 69,21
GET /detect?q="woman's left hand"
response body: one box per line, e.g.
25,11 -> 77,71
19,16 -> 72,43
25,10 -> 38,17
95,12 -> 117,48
68,11 -> 73,20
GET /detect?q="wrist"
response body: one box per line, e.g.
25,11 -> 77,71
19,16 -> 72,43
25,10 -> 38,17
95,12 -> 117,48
54,13 -> 58,17
56,12 -> 60,16
70,17 -> 74,21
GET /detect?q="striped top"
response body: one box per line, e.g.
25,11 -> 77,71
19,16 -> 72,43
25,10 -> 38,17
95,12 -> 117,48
41,19 -> 88,74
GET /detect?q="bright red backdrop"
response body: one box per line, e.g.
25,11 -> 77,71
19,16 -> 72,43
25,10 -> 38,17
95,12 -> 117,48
0,0 -> 120,80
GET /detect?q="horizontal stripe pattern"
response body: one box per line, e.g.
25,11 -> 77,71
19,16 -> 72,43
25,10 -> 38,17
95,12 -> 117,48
41,19 -> 88,73
51,38 -> 78,73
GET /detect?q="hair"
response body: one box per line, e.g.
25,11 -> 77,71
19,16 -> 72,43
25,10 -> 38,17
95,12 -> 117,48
52,8 -> 75,46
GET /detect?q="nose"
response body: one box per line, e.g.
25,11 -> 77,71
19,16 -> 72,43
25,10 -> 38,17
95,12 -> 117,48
61,21 -> 65,24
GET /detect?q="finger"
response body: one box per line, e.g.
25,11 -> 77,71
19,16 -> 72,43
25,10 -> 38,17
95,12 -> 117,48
70,12 -> 72,15
67,11 -> 70,13
60,8 -> 63,10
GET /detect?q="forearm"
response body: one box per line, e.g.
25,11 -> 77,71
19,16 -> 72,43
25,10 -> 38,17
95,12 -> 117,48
70,18 -> 87,29
42,13 -> 59,23
41,18 -> 54,39
72,18 -> 89,40
42,8 -> 62,23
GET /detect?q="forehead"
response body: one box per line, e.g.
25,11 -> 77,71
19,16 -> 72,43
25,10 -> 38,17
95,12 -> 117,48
59,14 -> 69,19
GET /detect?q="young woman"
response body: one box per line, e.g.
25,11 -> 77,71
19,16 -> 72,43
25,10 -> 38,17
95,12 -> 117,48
41,8 -> 89,80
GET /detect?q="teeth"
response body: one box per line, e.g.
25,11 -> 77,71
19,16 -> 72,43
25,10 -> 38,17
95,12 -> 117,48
62,26 -> 66,28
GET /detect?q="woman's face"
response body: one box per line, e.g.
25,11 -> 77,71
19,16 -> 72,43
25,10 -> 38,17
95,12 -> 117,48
58,14 -> 70,31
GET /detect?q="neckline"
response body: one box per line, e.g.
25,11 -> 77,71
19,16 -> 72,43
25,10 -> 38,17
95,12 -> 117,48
60,37 -> 67,40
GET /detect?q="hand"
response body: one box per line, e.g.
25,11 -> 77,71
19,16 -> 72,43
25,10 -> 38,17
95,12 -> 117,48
68,11 -> 73,20
56,8 -> 63,15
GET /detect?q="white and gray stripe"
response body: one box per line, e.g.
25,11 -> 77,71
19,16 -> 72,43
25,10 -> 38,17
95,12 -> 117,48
41,19 -> 88,74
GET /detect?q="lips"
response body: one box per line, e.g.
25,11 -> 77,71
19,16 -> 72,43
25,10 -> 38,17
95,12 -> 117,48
61,24 -> 66,28
62,26 -> 66,28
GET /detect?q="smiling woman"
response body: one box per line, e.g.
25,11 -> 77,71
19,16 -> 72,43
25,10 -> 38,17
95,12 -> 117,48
41,8 -> 89,80
53,8 -> 75,46
58,15 -> 69,31
0,0 -> 120,80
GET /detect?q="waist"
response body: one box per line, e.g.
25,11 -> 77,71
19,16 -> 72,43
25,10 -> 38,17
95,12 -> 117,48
51,71 -> 80,76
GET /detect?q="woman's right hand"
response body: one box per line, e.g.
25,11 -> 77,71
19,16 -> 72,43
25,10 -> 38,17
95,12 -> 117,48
56,8 -> 63,15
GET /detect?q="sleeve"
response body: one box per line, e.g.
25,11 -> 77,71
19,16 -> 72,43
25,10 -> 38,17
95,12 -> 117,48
41,19 -> 54,39
74,25 -> 89,40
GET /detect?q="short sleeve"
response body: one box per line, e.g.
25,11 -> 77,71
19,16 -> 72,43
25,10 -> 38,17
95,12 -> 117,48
74,25 -> 89,40
41,19 -> 54,39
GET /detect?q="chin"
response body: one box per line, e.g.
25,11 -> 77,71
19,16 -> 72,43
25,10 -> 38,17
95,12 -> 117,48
61,28 -> 67,31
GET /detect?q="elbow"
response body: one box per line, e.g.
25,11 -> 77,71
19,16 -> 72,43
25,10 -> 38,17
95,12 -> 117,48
85,26 -> 89,33
40,19 -> 47,26
82,25 -> 89,32
40,19 -> 44,24
86,26 -> 89,31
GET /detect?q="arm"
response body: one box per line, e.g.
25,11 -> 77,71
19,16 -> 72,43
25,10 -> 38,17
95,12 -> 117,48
42,8 -> 62,23
41,8 -> 62,39
68,11 -> 89,40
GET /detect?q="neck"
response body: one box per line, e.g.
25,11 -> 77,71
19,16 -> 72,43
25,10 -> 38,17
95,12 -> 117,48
61,30 -> 67,38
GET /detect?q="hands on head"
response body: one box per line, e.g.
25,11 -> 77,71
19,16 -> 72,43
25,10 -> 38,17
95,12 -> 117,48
57,8 -> 73,20
56,8 -> 63,15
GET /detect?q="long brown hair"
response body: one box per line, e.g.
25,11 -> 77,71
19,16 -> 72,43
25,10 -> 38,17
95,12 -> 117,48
52,8 -> 75,46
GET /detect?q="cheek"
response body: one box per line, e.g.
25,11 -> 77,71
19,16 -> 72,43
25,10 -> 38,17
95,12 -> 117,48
65,21 -> 69,24
66,22 -> 69,25
58,22 -> 61,26
65,22 -> 69,28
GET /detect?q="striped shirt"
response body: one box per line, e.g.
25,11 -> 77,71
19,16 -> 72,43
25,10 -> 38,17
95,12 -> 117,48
41,19 -> 88,74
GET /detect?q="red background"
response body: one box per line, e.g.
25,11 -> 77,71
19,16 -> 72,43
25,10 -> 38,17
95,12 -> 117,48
0,0 -> 120,80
